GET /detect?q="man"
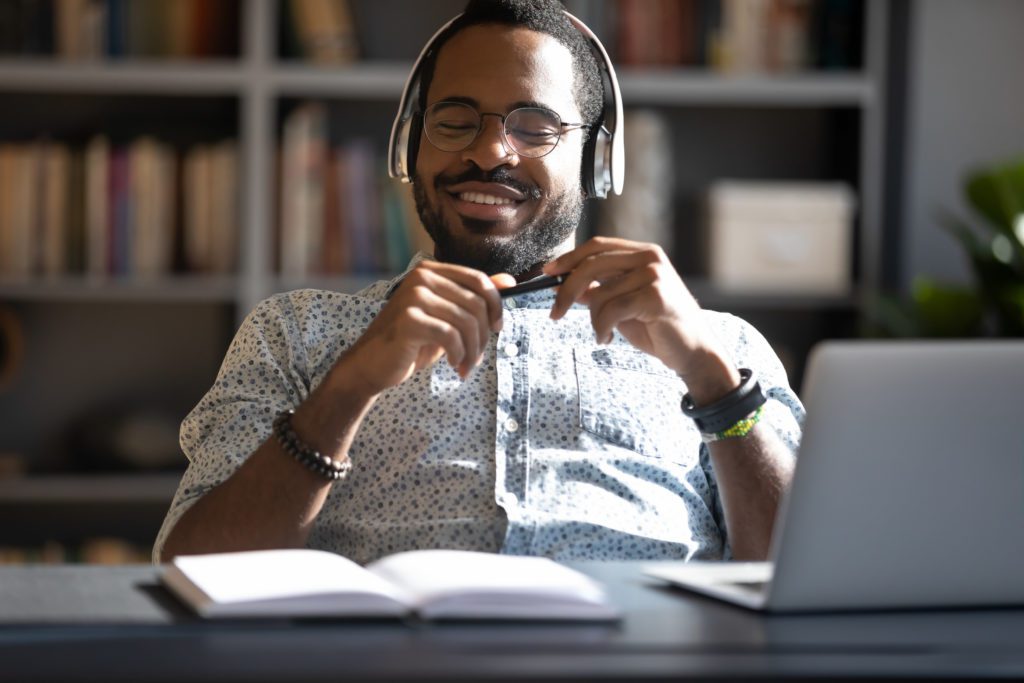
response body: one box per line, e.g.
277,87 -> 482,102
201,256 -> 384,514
156,0 -> 802,565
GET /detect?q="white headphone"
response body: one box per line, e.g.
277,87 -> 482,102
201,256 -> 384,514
387,10 -> 624,199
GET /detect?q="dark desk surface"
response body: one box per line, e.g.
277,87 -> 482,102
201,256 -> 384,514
2,562 -> 1023,682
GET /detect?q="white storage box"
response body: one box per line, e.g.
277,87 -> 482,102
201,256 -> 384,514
707,182 -> 855,295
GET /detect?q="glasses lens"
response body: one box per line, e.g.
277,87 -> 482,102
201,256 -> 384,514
505,108 -> 562,157
424,102 -> 480,152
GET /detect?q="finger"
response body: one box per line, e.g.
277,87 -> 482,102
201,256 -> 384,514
585,267 -> 660,343
542,235 -> 645,276
418,261 -> 506,333
408,286 -> 483,373
551,249 -> 655,320
404,305 -> 467,370
402,267 -> 492,357
414,272 -> 492,359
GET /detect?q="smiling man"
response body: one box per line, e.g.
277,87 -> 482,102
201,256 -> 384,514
156,0 -> 803,565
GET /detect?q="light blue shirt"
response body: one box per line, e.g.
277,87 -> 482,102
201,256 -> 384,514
154,255 -> 804,564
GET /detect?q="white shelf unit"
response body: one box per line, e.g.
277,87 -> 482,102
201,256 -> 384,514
0,0 -> 888,311
0,0 -> 889,526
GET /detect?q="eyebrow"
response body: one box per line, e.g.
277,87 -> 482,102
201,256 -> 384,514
430,95 -> 562,114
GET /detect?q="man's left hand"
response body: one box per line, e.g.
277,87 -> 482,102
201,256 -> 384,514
545,236 -> 741,403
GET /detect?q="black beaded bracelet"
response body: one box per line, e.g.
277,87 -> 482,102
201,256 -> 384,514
681,368 -> 767,435
272,410 -> 351,481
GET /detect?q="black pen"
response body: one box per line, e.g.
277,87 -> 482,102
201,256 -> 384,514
499,273 -> 567,298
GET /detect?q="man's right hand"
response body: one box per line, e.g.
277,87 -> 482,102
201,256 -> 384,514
342,261 -> 515,395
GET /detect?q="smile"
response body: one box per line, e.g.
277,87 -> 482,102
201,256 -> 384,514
457,192 -> 518,206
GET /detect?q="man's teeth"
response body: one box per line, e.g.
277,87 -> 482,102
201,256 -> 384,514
458,192 -> 516,206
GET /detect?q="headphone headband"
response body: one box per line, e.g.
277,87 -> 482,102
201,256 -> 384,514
387,10 -> 624,198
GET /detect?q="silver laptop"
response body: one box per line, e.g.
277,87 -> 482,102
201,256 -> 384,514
646,340 -> 1024,612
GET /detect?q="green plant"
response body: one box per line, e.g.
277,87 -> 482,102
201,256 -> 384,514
875,157 -> 1024,337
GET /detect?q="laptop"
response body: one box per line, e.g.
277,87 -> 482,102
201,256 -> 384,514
645,340 -> 1024,612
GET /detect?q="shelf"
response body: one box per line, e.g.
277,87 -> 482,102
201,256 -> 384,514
686,279 -> 861,311
0,275 -> 239,303
0,59 -> 246,95
0,473 -> 181,505
268,62 -> 874,107
270,62 -> 409,99
619,69 -> 876,107
0,58 -> 876,107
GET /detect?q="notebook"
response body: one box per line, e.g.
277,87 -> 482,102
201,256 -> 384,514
646,340 -> 1024,612
163,548 -> 619,621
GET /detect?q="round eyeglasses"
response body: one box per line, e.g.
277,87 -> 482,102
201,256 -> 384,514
422,101 -> 590,159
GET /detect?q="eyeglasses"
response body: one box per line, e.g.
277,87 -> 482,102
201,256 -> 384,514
421,101 -> 590,159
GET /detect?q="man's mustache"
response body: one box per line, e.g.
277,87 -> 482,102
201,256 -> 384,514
436,166 -> 543,200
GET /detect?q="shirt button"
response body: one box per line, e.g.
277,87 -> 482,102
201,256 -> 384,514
505,298 -> 518,309
503,342 -> 519,358
505,417 -> 519,433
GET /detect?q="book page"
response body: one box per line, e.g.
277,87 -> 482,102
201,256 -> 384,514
165,549 -> 410,618
366,550 -> 618,620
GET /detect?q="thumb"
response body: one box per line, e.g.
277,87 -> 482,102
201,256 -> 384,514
490,273 -> 517,290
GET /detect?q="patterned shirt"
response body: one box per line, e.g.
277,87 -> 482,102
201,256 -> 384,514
154,254 -> 804,565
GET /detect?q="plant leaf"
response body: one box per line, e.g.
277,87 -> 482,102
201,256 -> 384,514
964,158 -> 1024,265
911,278 -> 985,337
937,211 -> 1019,288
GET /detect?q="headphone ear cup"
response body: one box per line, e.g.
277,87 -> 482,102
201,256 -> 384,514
406,114 -> 423,179
580,122 -> 600,198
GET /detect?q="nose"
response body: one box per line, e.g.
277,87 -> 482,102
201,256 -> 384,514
460,114 -> 519,170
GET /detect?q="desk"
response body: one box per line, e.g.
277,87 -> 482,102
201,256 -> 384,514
1,562 -> 1022,682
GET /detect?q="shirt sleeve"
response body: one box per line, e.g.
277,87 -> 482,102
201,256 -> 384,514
698,312 -> 806,559
152,293 -> 314,563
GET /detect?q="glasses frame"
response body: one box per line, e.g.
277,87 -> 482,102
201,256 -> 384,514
421,101 -> 592,159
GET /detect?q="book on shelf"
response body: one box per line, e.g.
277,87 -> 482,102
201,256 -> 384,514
283,0 -> 359,64
278,103 -> 425,280
597,110 -> 674,256
279,102 -> 328,278
162,548 -> 620,621
184,140 -> 238,274
609,0 -> 856,72
0,135 -> 238,280
0,538 -> 151,565
0,0 -> 238,59
0,145 -> 34,277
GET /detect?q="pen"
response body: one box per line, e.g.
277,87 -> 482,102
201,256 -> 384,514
499,273 -> 567,298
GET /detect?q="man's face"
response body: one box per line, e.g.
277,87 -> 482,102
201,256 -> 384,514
413,24 -> 587,278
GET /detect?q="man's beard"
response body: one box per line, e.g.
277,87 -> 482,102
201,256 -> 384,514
412,166 -> 584,278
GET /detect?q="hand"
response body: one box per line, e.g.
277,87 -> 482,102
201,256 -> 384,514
343,261 -> 516,395
545,237 -> 741,403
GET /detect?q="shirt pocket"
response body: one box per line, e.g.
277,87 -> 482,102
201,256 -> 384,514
573,346 -> 689,461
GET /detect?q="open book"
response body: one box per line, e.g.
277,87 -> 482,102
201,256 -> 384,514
162,548 -> 619,621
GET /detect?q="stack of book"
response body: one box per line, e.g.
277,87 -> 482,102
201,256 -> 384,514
0,0 -> 239,59
608,0 -> 860,72
0,137 -> 238,279
277,103 -> 430,279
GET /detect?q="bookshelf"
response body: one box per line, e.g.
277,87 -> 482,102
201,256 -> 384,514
0,0 -> 890,558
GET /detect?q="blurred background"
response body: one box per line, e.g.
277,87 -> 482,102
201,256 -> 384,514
0,0 -> 1021,563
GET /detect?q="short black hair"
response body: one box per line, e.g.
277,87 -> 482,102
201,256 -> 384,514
416,0 -> 604,130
